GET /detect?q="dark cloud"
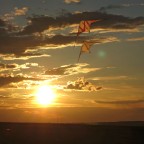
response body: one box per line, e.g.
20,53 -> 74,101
0,75 -> 42,87
0,33 -> 118,58
0,11 -> 143,58
0,34 -> 79,57
0,19 -> 6,27
45,64 -> 76,75
44,34 -> 79,45
44,35 -> 118,45
0,35 -> 41,55
95,99 -> 144,105
0,18 -> 44,58
0,19 -> 7,36
65,77 -> 102,91
0,18 -> 20,36
0,63 -> 18,69
20,11 -> 144,35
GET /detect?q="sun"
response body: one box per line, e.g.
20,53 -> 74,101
35,85 -> 56,106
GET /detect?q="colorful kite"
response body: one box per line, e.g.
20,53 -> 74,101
77,20 -> 97,36
74,19 -> 101,61
73,20 -> 99,48
77,40 -> 96,62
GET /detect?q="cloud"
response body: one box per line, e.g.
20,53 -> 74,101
64,77 -> 102,91
99,3 -> 144,12
45,63 -> 101,76
99,5 -> 125,12
0,10 -> 143,59
64,0 -> 81,4
38,35 -> 118,49
0,35 -> 42,55
14,7 -> 28,16
45,64 -> 75,75
0,33 -> 80,58
0,19 -> 7,36
0,63 -> 18,72
0,19 -> 6,27
0,74 -> 43,87
0,35 -> 50,59
0,34 -> 118,59
2,7 -> 28,22
0,53 -> 50,60
10,62 -> 39,70
14,52 -> 50,60
0,7 -> 28,36
91,76 -> 128,81
0,63 -> 18,69
95,99 -> 144,105
127,37 -> 144,41
20,11 -> 144,35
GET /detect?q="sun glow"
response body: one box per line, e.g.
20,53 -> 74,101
35,85 -> 56,106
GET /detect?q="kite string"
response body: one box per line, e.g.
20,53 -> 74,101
77,47 -> 82,63
73,34 -> 79,49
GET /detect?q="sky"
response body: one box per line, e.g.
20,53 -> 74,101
0,0 -> 144,123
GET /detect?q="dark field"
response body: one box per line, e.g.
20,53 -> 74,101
0,122 -> 144,144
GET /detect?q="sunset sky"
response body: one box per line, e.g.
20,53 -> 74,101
0,0 -> 144,123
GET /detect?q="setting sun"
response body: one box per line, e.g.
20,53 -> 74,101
35,85 -> 56,106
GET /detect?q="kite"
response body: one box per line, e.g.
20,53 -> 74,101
77,20 -> 97,36
77,40 -> 96,62
73,20 -> 99,48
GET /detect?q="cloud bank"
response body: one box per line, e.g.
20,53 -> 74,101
0,10 -> 143,59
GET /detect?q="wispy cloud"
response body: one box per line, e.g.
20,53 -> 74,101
99,3 -> 144,12
45,63 -> 101,76
0,53 -> 50,61
91,76 -> 128,81
64,0 -> 81,4
127,37 -> 144,41
95,99 -> 144,105
0,62 -> 39,71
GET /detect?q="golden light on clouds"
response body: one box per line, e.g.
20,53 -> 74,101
35,85 -> 56,107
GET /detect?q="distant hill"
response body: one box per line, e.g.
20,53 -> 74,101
97,121 -> 144,126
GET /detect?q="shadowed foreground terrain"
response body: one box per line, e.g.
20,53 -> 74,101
0,122 -> 144,144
